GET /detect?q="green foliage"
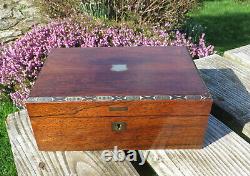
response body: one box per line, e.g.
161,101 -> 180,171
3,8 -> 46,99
34,0 -> 82,18
35,0 -> 199,29
80,0 -> 200,30
79,1 -> 109,19
188,0 -> 250,53
235,0 -> 250,2
0,95 -> 17,176
183,18 -> 206,43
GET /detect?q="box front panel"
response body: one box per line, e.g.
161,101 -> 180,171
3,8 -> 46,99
29,115 -> 209,151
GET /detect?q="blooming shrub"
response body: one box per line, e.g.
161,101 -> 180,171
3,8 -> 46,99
36,0 -> 199,30
0,19 -> 214,106
34,0 -> 82,18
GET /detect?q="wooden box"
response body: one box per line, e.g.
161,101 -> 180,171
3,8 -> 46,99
26,46 -> 212,151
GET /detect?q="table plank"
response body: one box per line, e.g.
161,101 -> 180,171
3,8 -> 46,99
224,44 -> 250,66
195,54 -> 250,138
142,115 -> 250,176
6,110 -> 139,176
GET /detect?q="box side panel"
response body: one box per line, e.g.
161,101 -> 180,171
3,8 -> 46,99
29,114 -> 209,151
26,100 -> 212,117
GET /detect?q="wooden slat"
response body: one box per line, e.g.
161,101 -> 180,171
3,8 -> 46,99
195,54 -> 250,138
142,115 -> 250,176
224,44 -> 250,66
6,110 -> 139,176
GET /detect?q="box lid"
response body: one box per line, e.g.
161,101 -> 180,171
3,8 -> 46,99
27,47 -> 211,103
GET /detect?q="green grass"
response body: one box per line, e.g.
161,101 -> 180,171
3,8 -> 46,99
0,96 -> 17,176
188,0 -> 250,54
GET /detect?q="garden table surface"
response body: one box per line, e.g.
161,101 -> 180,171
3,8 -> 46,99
195,49 -> 250,138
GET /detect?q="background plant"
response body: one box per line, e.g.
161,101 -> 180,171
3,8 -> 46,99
79,0 -> 110,19
0,18 -> 213,106
182,18 -> 207,43
36,0 -> 200,30
34,0 -> 82,18
101,0 -> 199,29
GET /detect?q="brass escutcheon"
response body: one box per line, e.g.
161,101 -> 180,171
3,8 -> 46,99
112,122 -> 127,132
109,106 -> 128,111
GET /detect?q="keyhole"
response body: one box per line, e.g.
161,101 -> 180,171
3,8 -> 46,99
112,122 -> 126,132
116,123 -> 122,130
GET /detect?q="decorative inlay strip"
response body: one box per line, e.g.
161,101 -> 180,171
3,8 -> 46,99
26,94 -> 211,103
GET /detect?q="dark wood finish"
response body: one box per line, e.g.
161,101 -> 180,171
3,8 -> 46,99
30,47 -> 209,97
26,47 -> 212,150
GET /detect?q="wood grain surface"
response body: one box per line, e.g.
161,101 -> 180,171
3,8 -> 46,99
25,46 -> 212,151
195,54 -> 250,138
224,44 -> 250,66
30,114 -> 209,151
29,47 -> 209,97
6,110 -> 139,176
26,100 -> 212,117
141,115 -> 250,176
26,99 -> 211,150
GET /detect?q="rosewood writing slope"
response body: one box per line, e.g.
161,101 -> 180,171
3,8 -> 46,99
26,46 -> 212,151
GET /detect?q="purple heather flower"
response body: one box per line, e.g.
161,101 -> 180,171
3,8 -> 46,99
0,19 -> 214,106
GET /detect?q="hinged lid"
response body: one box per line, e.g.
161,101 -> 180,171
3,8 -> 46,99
27,47 -> 211,103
